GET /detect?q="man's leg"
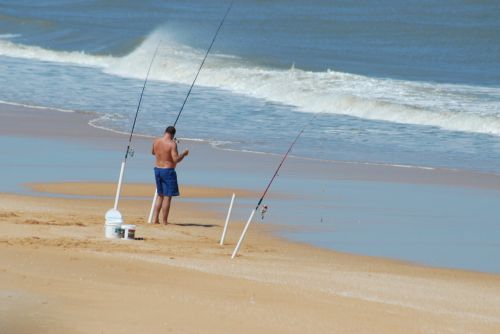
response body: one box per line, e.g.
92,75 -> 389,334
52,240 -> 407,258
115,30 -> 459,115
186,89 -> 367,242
162,196 -> 172,225
152,194 -> 164,224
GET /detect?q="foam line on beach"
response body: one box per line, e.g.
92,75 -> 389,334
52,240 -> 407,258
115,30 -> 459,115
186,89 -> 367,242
0,99 -> 77,114
0,100 -> 458,174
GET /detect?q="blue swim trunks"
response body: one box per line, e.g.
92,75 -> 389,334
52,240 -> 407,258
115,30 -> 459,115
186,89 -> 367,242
154,167 -> 180,197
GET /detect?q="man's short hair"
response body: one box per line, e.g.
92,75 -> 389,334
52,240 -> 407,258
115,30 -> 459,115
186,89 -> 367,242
165,126 -> 176,137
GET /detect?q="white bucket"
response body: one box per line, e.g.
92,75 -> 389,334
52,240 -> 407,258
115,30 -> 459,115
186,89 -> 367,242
120,224 -> 136,240
104,209 -> 123,239
105,222 -> 123,239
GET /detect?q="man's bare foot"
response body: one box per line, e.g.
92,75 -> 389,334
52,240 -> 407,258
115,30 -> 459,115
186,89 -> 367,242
163,222 -> 169,226
153,221 -> 160,225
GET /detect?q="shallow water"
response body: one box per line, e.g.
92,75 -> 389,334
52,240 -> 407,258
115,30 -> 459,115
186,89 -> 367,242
2,133 -> 499,273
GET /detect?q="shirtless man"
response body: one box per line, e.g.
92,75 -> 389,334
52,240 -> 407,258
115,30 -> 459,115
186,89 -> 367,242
151,126 -> 189,225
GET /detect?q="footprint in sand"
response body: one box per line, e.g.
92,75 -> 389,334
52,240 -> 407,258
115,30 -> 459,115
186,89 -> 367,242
0,212 -> 19,218
19,219 -> 86,227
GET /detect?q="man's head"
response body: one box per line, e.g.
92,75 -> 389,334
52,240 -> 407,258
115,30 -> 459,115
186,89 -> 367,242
165,126 -> 176,138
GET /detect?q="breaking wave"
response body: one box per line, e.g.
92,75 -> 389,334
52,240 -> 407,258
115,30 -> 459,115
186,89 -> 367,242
1,29 -> 499,135
0,37 -> 114,67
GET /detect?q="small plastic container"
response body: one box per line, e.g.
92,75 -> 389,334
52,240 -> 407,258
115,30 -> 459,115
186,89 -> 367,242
120,224 -> 136,240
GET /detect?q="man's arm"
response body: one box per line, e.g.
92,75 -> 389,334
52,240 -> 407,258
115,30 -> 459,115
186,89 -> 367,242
172,142 -> 189,163
151,140 -> 156,155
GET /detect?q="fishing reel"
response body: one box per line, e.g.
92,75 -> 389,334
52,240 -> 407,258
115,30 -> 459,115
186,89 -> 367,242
260,205 -> 268,221
127,147 -> 135,157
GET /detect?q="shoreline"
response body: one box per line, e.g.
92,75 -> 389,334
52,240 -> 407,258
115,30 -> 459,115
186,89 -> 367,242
3,98 -> 500,178
1,96 -> 500,333
2,102 -> 500,270
2,101 -> 500,191
12,180 -> 500,277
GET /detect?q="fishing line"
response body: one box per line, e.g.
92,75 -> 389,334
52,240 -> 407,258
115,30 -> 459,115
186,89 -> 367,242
124,41 -> 162,160
173,0 -> 235,127
255,119 -> 314,210
231,114 -> 319,258
110,40 -> 161,212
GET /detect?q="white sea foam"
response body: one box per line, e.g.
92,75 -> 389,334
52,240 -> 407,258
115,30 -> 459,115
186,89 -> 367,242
0,99 -> 76,113
1,28 -> 500,135
0,33 -> 21,39
0,38 -> 114,67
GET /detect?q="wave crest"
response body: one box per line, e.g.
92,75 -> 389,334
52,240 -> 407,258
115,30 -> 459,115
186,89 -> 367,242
0,38 -> 114,67
1,28 -> 500,135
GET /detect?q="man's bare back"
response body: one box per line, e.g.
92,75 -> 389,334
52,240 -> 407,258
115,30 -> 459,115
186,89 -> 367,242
152,135 -> 188,168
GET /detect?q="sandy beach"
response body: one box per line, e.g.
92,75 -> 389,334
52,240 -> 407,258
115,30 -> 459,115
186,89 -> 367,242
1,104 -> 500,333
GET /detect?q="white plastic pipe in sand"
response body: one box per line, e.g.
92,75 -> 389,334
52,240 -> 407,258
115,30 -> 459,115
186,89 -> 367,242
220,193 -> 235,245
147,191 -> 158,224
113,161 -> 126,210
231,209 -> 256,259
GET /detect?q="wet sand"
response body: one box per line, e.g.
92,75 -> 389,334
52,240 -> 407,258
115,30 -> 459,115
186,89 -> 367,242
27,182 -> 258,199
3,102 -> 500,191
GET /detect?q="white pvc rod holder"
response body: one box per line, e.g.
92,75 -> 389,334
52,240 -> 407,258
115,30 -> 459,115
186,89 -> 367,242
220,193 -> 236,245
113,161 -> 126,210
231,209 -> 256,259
147,191 -> 159,224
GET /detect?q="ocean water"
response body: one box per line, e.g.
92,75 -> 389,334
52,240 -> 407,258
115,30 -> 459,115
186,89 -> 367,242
1,0 -> 500,172
1,1 -> 500,272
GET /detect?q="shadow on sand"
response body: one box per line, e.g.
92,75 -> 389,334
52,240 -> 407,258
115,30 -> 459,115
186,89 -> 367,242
171,223 -> 218,228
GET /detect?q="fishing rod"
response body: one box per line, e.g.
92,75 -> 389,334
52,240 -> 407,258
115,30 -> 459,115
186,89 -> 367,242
110,41 -> 161,213
146,0 -> 235,223
231,115 -> 318,259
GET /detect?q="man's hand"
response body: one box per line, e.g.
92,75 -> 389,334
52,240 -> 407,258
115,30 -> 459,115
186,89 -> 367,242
175,149 -> 189,163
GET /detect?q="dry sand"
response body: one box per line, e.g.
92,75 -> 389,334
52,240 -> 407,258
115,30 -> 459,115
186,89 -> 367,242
1,103 -> 500,333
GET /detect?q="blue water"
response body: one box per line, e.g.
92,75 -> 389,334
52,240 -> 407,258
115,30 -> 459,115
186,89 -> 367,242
276,180 -> 500,273
1,1 -> 500,272
1,0 -> 500,172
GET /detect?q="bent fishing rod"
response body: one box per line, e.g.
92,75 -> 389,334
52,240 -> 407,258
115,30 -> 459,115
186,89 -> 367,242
147,0 -> 235,223
231,115 -> 318,259
111,41 -> 161,212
